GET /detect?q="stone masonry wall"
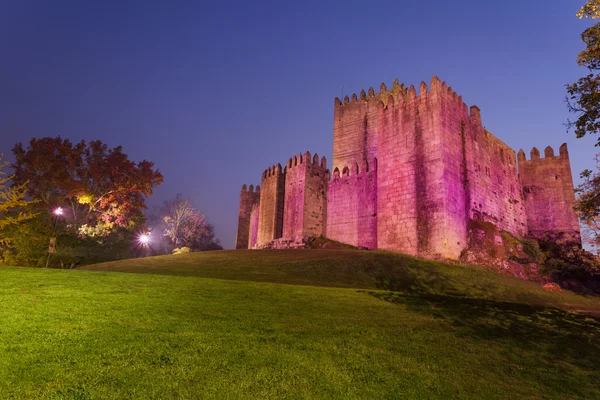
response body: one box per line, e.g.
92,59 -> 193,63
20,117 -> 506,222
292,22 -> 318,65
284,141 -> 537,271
430,78 -> 469,258
462,107 -> 528,237
282,151 -> 328,239
282,156 -> 303,238
332,80 -> 407,173
302,153 -> 329,238
327,159 -> 377,249
519,144 -> 581,243
235,184 -> 260,249
257,164 -> 284,246
249,203 -> 259,249
376,78 -> 464,259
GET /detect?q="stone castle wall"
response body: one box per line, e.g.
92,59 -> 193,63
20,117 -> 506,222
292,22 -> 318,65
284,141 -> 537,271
236,75 -> 581,256
257,165 -> 284,246
235,184 -> 260,249
376,80 -> 457,258
301,154 -> 329,238
327,159 -> 377,249
519,144 -> 581,243
249,203 -> 259,248
462,107 -> 528,237
282,152 -> 328,239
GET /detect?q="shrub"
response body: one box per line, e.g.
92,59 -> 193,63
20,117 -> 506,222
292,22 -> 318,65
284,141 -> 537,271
172,247 -> 191,255
522,240 -> 545,263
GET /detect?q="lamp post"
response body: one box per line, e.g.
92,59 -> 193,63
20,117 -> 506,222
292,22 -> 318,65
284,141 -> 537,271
45,207 -> 63,268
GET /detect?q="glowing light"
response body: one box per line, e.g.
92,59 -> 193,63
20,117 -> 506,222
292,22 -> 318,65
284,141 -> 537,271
138,233 -> 150,245
54,207 -> 64,216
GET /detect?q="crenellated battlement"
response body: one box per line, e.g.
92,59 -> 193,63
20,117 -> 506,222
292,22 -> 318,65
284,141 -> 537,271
240,184 -> 260,193
261,163 -> 283,180
334,77 -> 407,108
285,151 -> 327,171
517,143 -> 569,163
335,76 -> 469,113
331,157 -> 378,181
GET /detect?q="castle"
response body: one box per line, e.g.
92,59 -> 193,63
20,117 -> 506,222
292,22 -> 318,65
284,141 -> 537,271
235,76 -> 581,259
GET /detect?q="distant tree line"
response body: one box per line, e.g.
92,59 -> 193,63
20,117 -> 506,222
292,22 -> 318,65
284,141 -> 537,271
0,136 -> 221,268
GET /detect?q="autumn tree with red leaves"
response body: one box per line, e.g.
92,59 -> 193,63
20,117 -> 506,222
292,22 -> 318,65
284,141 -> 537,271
11,137 -> 163,232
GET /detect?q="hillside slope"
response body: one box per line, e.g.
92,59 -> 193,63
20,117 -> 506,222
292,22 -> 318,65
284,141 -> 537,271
83,249 -> 600,312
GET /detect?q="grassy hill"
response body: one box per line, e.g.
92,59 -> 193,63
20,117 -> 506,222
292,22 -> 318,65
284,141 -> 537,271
1,249 -> 599,399
83,250 -> 600,312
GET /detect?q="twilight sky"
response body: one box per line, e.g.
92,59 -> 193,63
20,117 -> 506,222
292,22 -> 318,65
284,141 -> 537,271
0,1 -> 597,248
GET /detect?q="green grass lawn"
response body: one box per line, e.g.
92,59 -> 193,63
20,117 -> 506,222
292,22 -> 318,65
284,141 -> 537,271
1,250 -> 599,399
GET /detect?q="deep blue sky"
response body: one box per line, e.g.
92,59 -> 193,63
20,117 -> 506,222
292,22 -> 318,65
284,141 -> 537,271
0,1 -> 596,248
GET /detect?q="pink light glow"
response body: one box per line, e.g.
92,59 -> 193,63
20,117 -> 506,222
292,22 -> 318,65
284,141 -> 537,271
54,207 -> 64,216
138,233 -> 150,245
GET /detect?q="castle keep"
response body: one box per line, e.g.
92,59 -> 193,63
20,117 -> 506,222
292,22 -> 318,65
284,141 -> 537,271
235,76 -> 581,259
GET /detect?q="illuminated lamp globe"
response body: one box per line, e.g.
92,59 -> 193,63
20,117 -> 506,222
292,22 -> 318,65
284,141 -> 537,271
139,233 -> 150,245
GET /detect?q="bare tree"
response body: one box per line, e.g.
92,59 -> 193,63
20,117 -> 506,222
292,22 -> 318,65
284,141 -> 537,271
150,194 -> 221,252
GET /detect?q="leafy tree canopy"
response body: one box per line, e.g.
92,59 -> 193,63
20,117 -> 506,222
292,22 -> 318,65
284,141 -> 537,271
0,153 -> 37,245
568,1 -> 600,143
11,137 -> 163,231
577,0 -> 600,19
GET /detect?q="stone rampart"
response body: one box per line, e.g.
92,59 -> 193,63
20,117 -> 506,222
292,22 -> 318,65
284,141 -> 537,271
235,184 -> 260,249
461,107 -> 528,237
249,203 -> 259,249
327,158 -> 377,249
257,164 -> 284,246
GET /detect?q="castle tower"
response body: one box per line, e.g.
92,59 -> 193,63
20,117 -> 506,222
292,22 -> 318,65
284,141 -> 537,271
518,144 -> 581,244
332,81 -> 405,173
374,78 -> 470,258
282,151 -> 329,239
235,184 -> 260,249
257,164 -> 285,246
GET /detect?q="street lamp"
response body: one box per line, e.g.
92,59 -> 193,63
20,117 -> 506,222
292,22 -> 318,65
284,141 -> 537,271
45,207 -> 64,268
137,232 -> 152,257
138,233 -> 150,246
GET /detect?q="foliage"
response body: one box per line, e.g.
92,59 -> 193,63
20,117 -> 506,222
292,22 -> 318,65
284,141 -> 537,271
574,154 -> 600,253
567,1 -> 600,143
538,240 -> 600,293
149,194 -> 221,252
1,213 -> 135,268
577,0 -> 600,19
11,137 -> 163,230
78,221 -> 116,239
0,153 -> 37,245
172,246 -> 191,255
521,239 -> 545,263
